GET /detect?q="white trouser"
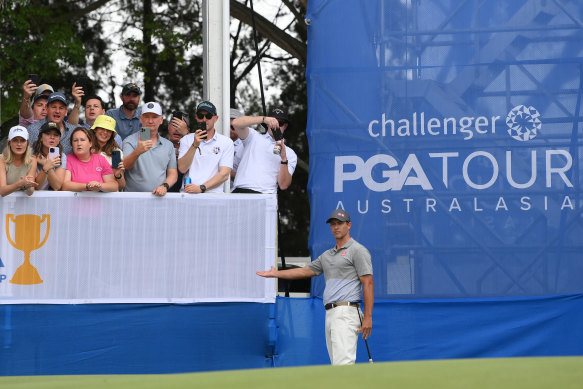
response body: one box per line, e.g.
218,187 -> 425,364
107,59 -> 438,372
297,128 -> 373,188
325,305 -> 361,365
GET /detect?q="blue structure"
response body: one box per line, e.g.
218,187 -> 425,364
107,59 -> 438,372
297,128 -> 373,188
2,0 -> 583,375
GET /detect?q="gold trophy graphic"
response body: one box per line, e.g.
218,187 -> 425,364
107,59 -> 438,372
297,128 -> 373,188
5,214 -> 50,285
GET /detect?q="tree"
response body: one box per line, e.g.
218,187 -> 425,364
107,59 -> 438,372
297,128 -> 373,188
0,0 -> 111,135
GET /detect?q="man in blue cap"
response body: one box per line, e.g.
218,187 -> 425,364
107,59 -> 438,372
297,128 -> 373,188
27,92 -> 78,155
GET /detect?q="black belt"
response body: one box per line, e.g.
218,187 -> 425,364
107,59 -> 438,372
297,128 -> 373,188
325,301 -> 360,310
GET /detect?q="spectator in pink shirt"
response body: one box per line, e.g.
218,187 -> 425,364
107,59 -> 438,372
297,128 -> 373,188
62,127 -> 118,192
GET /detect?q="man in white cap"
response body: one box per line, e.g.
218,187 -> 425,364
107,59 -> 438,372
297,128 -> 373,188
27,92 -> 77,155
122,101 -> 177,196
257,209 -> 374,365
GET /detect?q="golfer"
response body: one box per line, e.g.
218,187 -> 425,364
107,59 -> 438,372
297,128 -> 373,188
257,209 -> 373,365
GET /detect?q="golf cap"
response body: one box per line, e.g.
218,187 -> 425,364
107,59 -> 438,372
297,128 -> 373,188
47,92 -> 67,106
121,83 -> 141,96
91,115 -> 117,133
35,84 -> 54,96
326,209 -> 351,223
142,101 -> 163,116
230,108 -> 243,119
8,126 -> 29,141
33,94 -> 49,104
196,101 -> 217,116
269,107 -> 289,122
39,121 -> 60,135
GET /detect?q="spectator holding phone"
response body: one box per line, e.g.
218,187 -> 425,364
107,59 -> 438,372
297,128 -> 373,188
91,115 -> 126,191
27,92 -> 78,155
18,77 -> 53,127
33,121 -> 67,191
106,82 -> 143,140
122,102 -> 177,196
177,101 -> 233,194
62,127 -> 118,192
166,110 -> 189,192
231,107 -> 297,194
0,126 -> 38,197
64,82 -> 85,126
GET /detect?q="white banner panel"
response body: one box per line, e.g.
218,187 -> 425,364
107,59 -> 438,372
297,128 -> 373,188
0,192 -> 277,304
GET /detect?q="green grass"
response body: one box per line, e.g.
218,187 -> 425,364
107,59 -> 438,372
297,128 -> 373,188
2,357 -> 582,389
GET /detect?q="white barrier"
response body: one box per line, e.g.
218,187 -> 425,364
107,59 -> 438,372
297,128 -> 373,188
0,192 -> 277,304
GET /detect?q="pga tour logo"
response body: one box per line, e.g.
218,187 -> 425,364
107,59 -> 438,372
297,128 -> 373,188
334,105 -> 575,193
506,105 -> 541,141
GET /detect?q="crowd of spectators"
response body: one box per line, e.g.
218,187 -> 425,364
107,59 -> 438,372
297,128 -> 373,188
1,78 -> 298,197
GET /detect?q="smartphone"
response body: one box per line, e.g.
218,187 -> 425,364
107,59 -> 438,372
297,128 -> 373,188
197,121 -> 207,140
172,110 -> 187,121
28,74 -> 40,86
111,149 -> 122,169
75,76 -> 89,90
48,146 -> 60,160
272,127 -> 283,142
140,127 -> 151,141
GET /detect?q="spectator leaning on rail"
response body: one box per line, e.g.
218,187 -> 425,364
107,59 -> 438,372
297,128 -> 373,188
91,115 -> 126,191
62,127 -> 118,193
122,102 -> 177,196
0,126 -> 38,197
105,82 -> 143,140
33,121 -> 67,191
230,107 -> 297,194
27,92 -> 78,155
177,101 -> 233,194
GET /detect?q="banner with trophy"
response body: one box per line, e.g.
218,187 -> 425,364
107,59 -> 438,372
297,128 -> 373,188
0,192 -> 277,304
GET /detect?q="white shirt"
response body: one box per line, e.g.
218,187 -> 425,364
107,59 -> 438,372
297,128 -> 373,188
233,129 -> 297,194
178,132 -> 234,193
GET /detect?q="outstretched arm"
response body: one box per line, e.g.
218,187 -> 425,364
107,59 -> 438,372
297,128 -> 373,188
256,265 -> 316,280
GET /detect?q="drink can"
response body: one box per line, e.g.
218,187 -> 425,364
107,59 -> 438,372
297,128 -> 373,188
184,177 -> 192,185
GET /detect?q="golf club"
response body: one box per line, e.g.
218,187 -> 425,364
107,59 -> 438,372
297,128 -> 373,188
357,307 -> 373,363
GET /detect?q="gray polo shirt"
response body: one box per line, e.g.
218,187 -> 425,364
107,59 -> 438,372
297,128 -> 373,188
308,238 -> 373,305
105,106 -> 142,140
27,119 -> 77,155
122,132 -> 177,192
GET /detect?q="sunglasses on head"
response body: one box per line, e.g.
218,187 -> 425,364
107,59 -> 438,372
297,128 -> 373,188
197,112 -> 213,120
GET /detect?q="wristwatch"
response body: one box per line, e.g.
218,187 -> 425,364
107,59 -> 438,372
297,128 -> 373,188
199,184 -> 207,193
161,183 -> 170,190
281,160 -> 288,165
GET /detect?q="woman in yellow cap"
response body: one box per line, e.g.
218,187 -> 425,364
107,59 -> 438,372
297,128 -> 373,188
90,115 -> 125,190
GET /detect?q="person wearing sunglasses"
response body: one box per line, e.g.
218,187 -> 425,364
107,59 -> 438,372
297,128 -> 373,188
177,101 -> 233,194
230,106 -> 298,194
